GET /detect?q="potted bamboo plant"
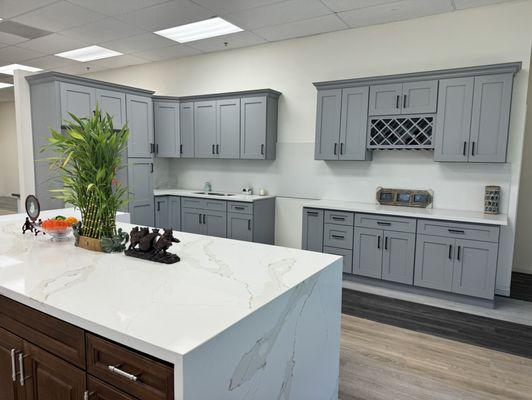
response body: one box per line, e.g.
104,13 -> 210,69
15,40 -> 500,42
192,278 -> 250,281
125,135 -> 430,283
43,105 -> 129,252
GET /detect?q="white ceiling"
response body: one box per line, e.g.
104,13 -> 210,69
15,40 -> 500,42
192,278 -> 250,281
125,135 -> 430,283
0,0 -> 522,100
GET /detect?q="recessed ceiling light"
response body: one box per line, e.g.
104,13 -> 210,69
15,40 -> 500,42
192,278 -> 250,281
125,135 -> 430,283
0,64 -> 42,75
0,83 -> 13,89
55,46 -> 122,62
154,17 -> 243,43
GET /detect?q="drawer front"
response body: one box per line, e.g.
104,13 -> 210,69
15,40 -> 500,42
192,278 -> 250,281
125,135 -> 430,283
355,213 -> 416,233
417,219 -> 500,243
323,246 -> 353,274
0,295 -> 85,368
324,223 -> 354,249
88,376 -> 138,400
181,197 -> 204,209
86,334 -> 174,400
228,202 -> 253,214
324,210 -> 354,226
204,198 -> 227,212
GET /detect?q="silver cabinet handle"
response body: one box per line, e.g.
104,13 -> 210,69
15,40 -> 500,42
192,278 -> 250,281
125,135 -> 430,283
84,391 -> 94,400
18,353 -> 26,386
108,365 -> 138,382
10,349 -> 16,382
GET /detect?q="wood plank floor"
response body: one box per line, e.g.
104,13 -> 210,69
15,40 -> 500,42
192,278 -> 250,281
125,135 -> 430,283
511,272 -> 532,302
339,314 -> 532,400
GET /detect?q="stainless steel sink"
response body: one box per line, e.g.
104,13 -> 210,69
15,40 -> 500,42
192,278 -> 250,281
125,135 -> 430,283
192,191 -> 235,196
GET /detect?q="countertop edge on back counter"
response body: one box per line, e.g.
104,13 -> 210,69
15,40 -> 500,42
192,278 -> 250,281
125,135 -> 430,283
302,200 -> 508,226
154,189 -> 275,202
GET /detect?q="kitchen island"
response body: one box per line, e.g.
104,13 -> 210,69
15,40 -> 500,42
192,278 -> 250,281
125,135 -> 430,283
0,210 -> 342,400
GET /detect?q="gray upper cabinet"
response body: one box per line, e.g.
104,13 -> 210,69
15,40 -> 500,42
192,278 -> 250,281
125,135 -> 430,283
401,80 -> 438,114
353,227 -> 382,279
451,239 -> 498,299
127,94 -> 154,158
315,89 -> 341,160
180,102 -> 195,157
302,208 -> 324,252
60,82 -> 95,123
434,77 -> 474,162
240,96 -> 267,159
154,101 -> 180,158
228,213 -> 253,242
369,83 -> 403,116
97,89 -> 126,128
469,74 -> 513,163
323,246 -> 353,274
217,98 -> 240,159
194,100 -> 217,158
414,234 -> 455,292
381,231 -> 415,285
340,87 -> 370,160
128,158 -> 154,227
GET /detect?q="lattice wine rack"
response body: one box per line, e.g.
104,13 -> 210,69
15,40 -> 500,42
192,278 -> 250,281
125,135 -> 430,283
368,115 -> 435,150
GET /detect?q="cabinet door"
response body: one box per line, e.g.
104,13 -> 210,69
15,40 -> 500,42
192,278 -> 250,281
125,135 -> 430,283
181,208 -> 204,234
60,82 -> 95,123
87,376 -> 136,400
205,210 -> 227,238
154,101 -> 180,158
302,208 -> 324,252
96,89 -> 126,127
227,213 -> 253,242
23,342 -> 85,400
401,80 -> 438,114
240,96 -> 267,159
315,89 -> 341,160
368,83 -> 402,116
414,234 -> 454,292
353,227 -> 383,279
323,246 -> 353,274
154,196 -> 169,228
179,102 -> 195,157
469,74 -> 513,163
217,98 -> 240,159
339,86 -> 370,160
452,239 -> 498,299
381,231 -> 415,285
434,77 -> 474,162
126,94 -> 154,158
127,158 -> 154,227
0,327 -> 24,400
194,100 -> 217,158
168,196 -> 181,231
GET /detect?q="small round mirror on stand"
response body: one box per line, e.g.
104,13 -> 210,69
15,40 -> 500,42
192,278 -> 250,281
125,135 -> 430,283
25,195 -> 41,222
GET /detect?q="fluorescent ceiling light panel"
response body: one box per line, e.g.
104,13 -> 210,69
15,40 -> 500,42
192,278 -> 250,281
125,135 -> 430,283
0,83 -> 13,89
55,45 -> 122,62
0,64 -> 42,75
155,17 -> 243,43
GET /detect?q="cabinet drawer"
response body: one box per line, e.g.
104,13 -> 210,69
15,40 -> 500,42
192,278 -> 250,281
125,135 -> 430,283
417,219 -> 499,243
86,334 -> 174,400
323,246 -> 353,274
181,197 -> 203,209
204,198 -> 227,212
324,223 -> 353,249
355,213 -> 416,233
0,295 -> 85,368
228,202 -> 252,214
324,210 -> 354,226
88,376 -> 138,400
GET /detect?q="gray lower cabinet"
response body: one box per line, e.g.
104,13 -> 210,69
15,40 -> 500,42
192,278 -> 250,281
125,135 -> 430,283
204,210 -> 227,238
302,208 -> 324,252
128,158 -> 154,227
323,246 -> 353,274
414,234 -> 455,291
181,208 -> 203,234
154,101 -> 180,158
155,196 -> 169,228
228,213 -> 253,242
382,231 -> 416,285
353,227 -> 382,279
127,94 -> 154,158
180,102 -> 195,157
168,196 -> 181,230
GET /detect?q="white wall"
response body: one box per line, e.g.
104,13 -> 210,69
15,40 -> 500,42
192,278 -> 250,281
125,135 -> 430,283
0,101 -> 20,197
88,1 -> 532,295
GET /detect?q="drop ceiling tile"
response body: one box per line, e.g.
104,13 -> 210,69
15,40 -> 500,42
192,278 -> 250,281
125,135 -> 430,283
102,32 -> 177,54
225,0 -> 333,30
0,0 -> 59,19
60,17 -> 144,43
0,31 -> 31,45
0,45 -> 45,63
133,44 -> 202,61
253,14 -> 347,41
116,0 -> 213,32
453,0 -> 516,9
24,54 -> 77,70
338,0 -> 453,28
65,0 -> 169,16
192,0 -> 286,15
12,1 -> 105,32
89,54 -> 150,69
55,62 -> 109,75
187,30 -> 267,53
320,0 -> 399,12
17,33 -> 89,53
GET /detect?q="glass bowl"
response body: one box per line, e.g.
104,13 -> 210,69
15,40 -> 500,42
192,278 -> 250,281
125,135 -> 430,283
42,226 -> 73,241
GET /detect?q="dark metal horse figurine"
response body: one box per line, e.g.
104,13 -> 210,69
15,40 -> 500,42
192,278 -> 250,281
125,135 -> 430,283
124,226 -> 180,264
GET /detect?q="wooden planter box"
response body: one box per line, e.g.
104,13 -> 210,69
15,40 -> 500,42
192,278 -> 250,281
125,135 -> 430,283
77,235 -> 102,252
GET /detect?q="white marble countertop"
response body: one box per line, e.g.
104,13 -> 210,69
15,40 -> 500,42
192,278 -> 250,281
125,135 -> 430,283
303,199 -> 508,226
0,209 -> 339,363
154,188 -> 275,202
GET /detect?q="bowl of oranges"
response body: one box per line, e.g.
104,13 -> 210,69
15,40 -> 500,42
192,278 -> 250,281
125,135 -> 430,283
41,216 -> 78,241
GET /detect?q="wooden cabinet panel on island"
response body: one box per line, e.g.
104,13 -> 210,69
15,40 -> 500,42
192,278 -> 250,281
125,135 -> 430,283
0,327 -> 24,400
